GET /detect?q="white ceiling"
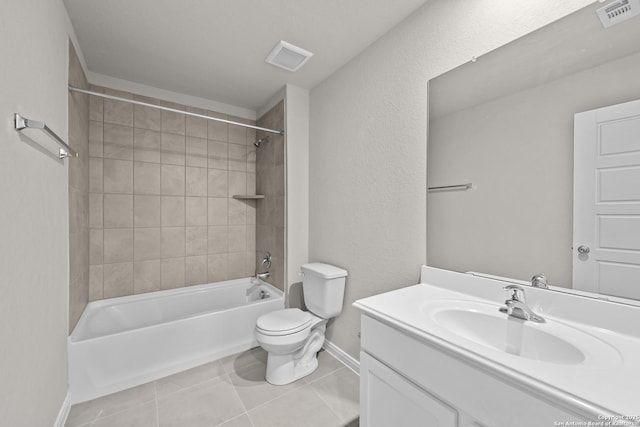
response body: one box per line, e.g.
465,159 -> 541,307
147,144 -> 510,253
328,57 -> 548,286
64,0 -> 429,111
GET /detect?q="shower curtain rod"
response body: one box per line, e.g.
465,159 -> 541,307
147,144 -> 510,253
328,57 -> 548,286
68,86 -> 284,135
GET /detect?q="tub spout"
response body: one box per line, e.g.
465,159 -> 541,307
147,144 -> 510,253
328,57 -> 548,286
256,272 -> 270,281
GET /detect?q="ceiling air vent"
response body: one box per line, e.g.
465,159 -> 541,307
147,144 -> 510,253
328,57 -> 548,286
265,41 -> 313,72
596,0 -> 640,28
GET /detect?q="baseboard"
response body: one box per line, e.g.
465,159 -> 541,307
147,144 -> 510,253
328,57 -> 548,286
322,339 -> 360,375
54,391 -> 71,427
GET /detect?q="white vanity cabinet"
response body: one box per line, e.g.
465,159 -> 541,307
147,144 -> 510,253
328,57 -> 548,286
359,315 -> 588,427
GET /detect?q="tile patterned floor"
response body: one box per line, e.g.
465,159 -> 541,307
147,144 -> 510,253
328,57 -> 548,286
65,348 -> 359,427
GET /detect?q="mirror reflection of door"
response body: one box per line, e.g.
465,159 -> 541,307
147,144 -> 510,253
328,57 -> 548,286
573,99 -> 640,299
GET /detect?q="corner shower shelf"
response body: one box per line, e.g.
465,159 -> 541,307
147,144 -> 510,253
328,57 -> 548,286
232,195 -> 265,200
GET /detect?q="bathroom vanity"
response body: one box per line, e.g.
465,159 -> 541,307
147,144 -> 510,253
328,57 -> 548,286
354,267 -> 640,427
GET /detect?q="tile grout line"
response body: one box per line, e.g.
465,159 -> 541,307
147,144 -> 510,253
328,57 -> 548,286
222,371 -> 254,427
305,381 -> 348,425
153,380 -> 160,427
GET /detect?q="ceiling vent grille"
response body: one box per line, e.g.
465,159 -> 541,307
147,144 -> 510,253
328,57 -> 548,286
265,41 -> 313,72
596,0 -> 640,28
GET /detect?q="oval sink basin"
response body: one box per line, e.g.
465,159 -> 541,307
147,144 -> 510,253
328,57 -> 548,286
421,300 -> 621,366
434,308 -> 584,364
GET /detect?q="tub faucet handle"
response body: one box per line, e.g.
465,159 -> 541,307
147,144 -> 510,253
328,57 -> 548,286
262,252 -> 272,269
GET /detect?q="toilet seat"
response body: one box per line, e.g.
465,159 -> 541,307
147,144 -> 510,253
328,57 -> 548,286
256,308 -> 312,336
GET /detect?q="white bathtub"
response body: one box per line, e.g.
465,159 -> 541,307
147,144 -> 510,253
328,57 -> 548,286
68,277 -> 283,404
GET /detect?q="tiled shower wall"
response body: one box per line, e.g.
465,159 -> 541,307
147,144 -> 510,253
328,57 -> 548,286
88,87 -> 258,299
68,42 -> 90,331
256,101 -> 286,291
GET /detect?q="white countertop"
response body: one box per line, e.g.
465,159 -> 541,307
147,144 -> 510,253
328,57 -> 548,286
354,267 -> 640,422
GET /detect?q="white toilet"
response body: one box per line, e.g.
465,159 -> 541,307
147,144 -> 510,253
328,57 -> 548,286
255,262 -> 348,385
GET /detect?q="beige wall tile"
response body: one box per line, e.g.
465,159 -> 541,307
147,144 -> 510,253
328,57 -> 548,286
134,162 -> 161,195
274,227 -> 285,260
245,252 -> 255,277
228,144 -> 247,172
273,196 -> 285,228
103,228 -> 133,263
208,198 -> 227,225
103,262 -> 134,298
134,128 -> 161,163
207,169 -> 227,197
186,137 -> 208,168
89,94 -> 103,121
186,226 -> 208,256
134,228 -> 161,261
246,225 -> 256,254
208,226 -> 227,254
134,195 -> 161,227
186,113 -> 207,139
104,99 -> 134,127
89,265 -> 103,301
161,196 -> 185,227
161,133 -> 185,165
161,257 -> 185,289
246,200 -> 256,226
161,164 -> 185,195
103,194 -> 133,228
246,128 -> 257,147
104,159 -> 133,194
207,140 -> 228,169
227,252 -> 245,280
246,173 -> 256,195
186,197 -> 207,226
246,148 -> 256,173
82,89 -> 262,301
228,171 -> 247,197
134,104 -> 161,131
161,110 -> 185,135
186,167 -> 207,196
228,124 -> 246,146
185,255 -> 208,286
134,260 -> 161,294
89,120 -> 103,158
162,227 -> 185,258
207,254 -> 227,282
228,225 -> 246,253
89,229 -> 103,265
207,112 -> 228,141
89,157 -> 103,193
89,193 -> 103,229
103,123 -> 134,160
228,199 -> 246,225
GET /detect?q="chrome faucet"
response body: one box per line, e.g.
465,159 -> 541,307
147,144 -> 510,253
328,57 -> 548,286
500,285 -> 545,323
255,252 -> 272,281
531,274 -> 548,289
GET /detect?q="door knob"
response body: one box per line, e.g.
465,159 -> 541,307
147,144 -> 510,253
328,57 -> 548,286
577,245 -> 590,254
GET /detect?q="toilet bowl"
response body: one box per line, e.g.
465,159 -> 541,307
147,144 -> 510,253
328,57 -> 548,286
255,308 -> 326,385
255,263 -> 348,385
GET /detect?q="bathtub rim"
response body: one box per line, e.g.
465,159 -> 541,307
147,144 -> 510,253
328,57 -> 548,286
69,277 -> 283,343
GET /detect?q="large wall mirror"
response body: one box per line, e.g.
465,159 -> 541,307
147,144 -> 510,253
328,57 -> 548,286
427,1 -> 640,300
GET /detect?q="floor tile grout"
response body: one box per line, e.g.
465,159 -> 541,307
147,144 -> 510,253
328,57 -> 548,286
66,349 -> 358,427
306,383 -> 348,425
153,380 -> 160,427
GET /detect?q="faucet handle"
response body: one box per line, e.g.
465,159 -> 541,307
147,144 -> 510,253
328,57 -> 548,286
503,285 -> 526,302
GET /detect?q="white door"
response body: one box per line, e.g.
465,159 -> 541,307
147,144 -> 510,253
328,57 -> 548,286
573,99 -> 640,299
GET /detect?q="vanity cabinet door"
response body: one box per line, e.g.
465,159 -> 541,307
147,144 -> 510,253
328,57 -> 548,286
360,351 -> 458,427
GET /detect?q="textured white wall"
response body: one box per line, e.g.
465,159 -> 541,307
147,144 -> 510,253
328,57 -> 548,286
0,0 -> 81,424
308,0 -> 594,359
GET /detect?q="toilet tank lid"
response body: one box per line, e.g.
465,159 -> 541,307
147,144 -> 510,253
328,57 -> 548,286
301,263 -> 348,279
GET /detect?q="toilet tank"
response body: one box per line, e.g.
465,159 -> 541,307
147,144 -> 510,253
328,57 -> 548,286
301,263 -> 348,319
